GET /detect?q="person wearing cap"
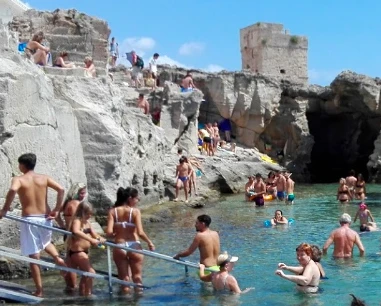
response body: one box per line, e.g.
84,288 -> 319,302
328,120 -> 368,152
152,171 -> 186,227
199,252 -> 241,293
322,213 -> 365,258
250,173 -> 266,206
353,203 -> 377,232
276,243 -> 320,293
174,214 -> 220,270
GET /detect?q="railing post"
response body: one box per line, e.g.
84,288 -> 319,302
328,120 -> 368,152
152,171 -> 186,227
107,246 -> 113,295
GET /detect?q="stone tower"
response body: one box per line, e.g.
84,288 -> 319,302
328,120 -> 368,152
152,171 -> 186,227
0,0 -> 29,24
240,22 -> 308,84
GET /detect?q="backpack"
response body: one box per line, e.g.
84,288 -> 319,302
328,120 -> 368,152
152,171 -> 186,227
136,56 -> 144,69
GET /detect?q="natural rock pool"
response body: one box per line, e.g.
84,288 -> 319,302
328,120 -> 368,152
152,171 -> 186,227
14,184 -> 381,305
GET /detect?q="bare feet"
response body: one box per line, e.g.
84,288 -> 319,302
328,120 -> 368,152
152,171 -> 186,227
185,200 -> 189,204
173,198 -> 179,202
33,290 -> 43,297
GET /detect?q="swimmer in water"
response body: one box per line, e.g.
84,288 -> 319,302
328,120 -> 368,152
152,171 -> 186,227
275,243 -> 320,293
337,178 -> 351,203
353,202 -> 377,232
310,245 -> 325,278
270,210 -> 288,226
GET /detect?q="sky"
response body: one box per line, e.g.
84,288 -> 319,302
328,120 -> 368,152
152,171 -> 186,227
22,0 -> 381,85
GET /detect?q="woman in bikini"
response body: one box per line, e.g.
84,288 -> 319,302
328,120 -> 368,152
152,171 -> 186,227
355,173 -> 366,200
275,243 -> 320,293
106,187 -> 155,293
25,31 -> 50,66
56,182 -> 87,291
67,202 -> 105,296
337,178 -> 351,203
265,171 -> 277,198
199,252 -> 242,294
54,51 -> 75,68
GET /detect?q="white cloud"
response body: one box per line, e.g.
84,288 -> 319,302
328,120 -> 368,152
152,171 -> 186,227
178,42 -> 205,56
157,55 -> 189,68
309,69 -> 340,86
204,64 -> 224,73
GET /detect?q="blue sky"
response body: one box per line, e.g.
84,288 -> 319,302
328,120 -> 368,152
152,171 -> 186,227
24,0 -> 381,85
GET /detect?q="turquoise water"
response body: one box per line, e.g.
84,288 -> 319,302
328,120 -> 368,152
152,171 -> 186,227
15,184 -> 381,305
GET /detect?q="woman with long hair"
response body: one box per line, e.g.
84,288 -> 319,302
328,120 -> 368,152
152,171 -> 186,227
56,182 -> 87,291
106,187 -> 155,293
25,31 -> 50,65
67,202 -> 105,296
355,173 -> 366,200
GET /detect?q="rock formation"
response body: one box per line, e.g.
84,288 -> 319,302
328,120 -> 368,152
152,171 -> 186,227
158,66 -> 381,183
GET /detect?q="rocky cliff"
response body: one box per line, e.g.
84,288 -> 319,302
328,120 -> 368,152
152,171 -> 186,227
159,66 -> 381,183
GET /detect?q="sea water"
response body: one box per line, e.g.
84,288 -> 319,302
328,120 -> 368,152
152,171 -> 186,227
15,184 -> 381,305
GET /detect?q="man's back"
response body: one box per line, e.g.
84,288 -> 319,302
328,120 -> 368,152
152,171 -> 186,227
197,230 -> 220,266
332,226 -> 357,258
17,172 -> 49,216
346,176 -> 357,187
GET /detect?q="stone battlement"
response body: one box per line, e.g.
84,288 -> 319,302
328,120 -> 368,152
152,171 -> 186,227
240,22 -> 308,85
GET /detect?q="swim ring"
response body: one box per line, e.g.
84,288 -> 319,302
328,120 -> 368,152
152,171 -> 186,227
263,218 -> 295,227
264,194 -> 275,201
260,154 -> 278,164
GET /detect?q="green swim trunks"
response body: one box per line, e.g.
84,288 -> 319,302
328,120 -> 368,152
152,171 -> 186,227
197,265 -> 219,276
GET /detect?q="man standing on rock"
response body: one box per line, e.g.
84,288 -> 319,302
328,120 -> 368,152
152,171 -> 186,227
174,214 -> 220,272
174,156 -> 191,203
322,213 -> 365,258
0,153 -> 66,297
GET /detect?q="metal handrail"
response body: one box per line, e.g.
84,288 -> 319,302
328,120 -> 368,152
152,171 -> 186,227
7,0 -> 30,11
3,213 -> 210,270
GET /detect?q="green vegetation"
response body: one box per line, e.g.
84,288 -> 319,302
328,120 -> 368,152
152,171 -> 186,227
290,36 -> 299,44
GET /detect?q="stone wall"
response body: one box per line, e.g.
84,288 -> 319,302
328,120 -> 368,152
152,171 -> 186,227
240,22 -> 308,85
10,9 -> 110,74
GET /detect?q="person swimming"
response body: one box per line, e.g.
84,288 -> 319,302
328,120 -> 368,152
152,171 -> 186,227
270,210 -> 288,225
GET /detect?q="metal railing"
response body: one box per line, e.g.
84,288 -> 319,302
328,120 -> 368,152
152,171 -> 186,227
7,0 -> 30,11
3,213 -> 210,295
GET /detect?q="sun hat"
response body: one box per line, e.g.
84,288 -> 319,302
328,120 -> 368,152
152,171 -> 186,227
217,252 -> 239,265
339,213 -> 351,223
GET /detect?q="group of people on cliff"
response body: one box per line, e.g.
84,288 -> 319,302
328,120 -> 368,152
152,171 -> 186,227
198,119 -> 233,156
22,31 -> 96,77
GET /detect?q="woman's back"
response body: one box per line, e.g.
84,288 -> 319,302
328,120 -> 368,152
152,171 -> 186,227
111,206 -> 138,243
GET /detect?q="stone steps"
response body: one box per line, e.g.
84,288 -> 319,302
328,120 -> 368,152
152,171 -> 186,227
43,66 -> 108,77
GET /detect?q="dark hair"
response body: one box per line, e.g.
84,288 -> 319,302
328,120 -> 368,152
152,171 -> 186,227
275,209 -> 283,216
179,157 -> 186,163
358,173 -> 364,181
186,70 -> 192,76
114,187 -> 139,207
139,93 -> 144,98
18,153 -> 36,170
349,169 -> 355,176
255,173 -> 262,178
153,53 -> 159,57
177,148 -> 183,154
197,214 -> 211,227
111,37 -> 115,40
350,294 -> 366,306
310,245 -> 322,262
268,171 -> 275,178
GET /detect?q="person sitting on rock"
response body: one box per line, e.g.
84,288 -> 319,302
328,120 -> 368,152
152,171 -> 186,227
25,31 -> 50,66
180,71 -> 196,92
137,94 -> 150,115
84,56 -> 96,77
54,51 -> 75,68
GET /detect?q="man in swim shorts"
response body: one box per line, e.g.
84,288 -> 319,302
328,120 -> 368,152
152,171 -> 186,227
345,169 -> 357,199
174,214 -> 220,272
174,156 -> 191,203
0,153 -> 66,297
252,173 -> 266,206
322,213 -> 365,258
285,173 -> 295,204
275,171 -> 287,201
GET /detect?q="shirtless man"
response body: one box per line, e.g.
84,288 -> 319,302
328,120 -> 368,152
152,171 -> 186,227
0,153 -> 66,297
252,173 -> 266,206
180,71 -> 196,92
174,156 -> 191,203
137,94 -> 150,115
275,171 -> 287,201
345,170 -> 357,199
174,214 -> 220,271
322,213 -> 365,258
285,173 -> 295,204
